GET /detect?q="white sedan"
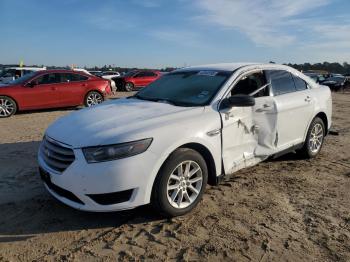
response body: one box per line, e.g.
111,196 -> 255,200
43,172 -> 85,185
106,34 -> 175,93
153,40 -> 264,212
38,63 -> 332,217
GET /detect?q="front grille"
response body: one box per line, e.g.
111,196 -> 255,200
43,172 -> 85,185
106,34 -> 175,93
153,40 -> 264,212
40,136 -> 75,172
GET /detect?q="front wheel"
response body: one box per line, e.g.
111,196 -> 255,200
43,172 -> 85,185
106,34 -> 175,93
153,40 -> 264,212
299,117 -> 325,158
0,96 -> 17,118
84,91 -> 104,107
152,148 -> 208,217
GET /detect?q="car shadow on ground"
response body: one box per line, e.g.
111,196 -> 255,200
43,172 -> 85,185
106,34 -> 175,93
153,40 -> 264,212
15,106 -> 80,115
0,141 -> 163,243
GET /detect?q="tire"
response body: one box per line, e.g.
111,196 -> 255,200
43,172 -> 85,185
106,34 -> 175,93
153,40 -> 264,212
84,91 -> 104,107
124,82 -> 134,92
299,117 -> 325,158
152,148 -> 208,217
0,96 -> 17,118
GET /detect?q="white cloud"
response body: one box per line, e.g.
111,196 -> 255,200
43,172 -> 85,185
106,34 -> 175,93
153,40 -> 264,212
194,0 -> 330,47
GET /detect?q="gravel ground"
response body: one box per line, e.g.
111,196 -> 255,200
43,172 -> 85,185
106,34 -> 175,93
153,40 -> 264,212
0,92 -> 349,261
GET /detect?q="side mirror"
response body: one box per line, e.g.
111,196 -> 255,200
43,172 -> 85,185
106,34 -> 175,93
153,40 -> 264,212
220,95 -> 255,110
26,81 -> 37,88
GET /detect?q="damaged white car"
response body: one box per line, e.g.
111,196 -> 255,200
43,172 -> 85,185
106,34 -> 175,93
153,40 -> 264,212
38,63 -> 332,217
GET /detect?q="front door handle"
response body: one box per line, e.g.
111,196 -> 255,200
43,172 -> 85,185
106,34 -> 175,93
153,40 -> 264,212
256,104 -> 272,112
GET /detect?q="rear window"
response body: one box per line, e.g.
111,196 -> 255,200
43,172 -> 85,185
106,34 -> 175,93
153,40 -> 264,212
63,73 -> 88,82
267,70 -> 296,96
292,75 -> 308,91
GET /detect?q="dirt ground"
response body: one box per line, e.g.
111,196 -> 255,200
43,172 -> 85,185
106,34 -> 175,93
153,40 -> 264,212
0,92 -> 349,261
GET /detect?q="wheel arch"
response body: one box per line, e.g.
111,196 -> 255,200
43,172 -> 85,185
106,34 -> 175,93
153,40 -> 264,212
0,95 -> 19,111
303,111 -> 329,143
84,89 -> 104,103
178,143 -> 218,186
315,112 -> 329,135
151,142 -> 218,191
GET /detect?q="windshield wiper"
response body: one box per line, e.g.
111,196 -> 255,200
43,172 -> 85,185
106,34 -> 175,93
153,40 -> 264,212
128,94 -> 158,102
129,94 -> 194,107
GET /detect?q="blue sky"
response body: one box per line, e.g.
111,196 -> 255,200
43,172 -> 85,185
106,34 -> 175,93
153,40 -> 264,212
1,0 -> 350,68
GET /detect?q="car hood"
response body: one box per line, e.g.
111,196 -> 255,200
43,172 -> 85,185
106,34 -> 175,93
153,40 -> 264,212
46,98 -> 203,148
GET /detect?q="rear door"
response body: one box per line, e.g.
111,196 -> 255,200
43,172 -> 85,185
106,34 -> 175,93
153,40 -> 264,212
57,73 -> 89,106
266,70 -> 315,149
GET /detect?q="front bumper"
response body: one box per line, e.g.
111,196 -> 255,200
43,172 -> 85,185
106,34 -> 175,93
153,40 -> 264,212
38,145 -> 159,212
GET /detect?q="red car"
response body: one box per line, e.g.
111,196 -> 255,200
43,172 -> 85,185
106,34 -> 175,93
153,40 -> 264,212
0,70 -> 112,118
112,70 -> 161,91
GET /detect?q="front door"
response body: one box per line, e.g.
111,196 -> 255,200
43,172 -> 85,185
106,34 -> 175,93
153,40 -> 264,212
220,70 -> 277,174
20,73 -> 61,109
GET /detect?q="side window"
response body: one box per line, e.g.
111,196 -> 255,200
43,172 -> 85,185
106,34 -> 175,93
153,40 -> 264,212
66,73 -> 88,82
36,73 -> 60,85
292,75 -> 308,91
144,71 -> 156,77
231,71 -> 269,97
267,70 -> 296,96
135,72 -> 147,78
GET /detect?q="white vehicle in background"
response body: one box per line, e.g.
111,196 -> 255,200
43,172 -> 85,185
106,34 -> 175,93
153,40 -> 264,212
101,71 -> 120,92
101,71 -> 120,79
0,67 -> 46,84
38,63 -> 332,217
73,68 -> 92,75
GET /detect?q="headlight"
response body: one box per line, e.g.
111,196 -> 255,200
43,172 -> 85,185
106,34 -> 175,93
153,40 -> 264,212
82,138 -> 153,163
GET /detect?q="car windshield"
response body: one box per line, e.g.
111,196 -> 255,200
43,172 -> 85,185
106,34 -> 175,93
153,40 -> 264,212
134,70 -> 232,107
9,72 -> 37,85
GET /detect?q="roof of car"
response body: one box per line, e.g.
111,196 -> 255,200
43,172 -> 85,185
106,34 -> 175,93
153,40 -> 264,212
36,69 -> 91,75
183,62 -> 261,71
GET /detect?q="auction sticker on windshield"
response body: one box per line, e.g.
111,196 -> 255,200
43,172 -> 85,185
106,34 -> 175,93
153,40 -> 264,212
197,71 -> 218,76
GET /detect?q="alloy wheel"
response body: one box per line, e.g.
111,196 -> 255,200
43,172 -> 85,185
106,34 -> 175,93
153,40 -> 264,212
0,98 -> 15,117
308,123 -> 323,153
86,92 -> 103,107
166,160 -> 203,209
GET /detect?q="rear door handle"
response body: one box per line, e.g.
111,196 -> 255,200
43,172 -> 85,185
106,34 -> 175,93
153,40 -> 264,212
305,96 -> 312,102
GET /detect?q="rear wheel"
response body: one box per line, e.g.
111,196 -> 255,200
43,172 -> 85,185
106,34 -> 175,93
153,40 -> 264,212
84,91 -> 104,107
152,148 -> 208,217
299,117 -> 325,158
124,82 -> 134,92
0,96 -> 17,118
